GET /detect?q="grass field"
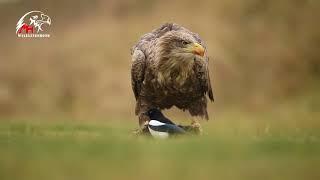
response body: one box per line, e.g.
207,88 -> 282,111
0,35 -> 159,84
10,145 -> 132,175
1,111 -> 319,180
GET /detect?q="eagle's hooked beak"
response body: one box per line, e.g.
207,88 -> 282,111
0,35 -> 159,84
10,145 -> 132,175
190,42 -> 205,57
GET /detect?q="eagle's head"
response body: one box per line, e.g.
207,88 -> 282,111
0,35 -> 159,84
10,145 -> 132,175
155,30 -> 206,85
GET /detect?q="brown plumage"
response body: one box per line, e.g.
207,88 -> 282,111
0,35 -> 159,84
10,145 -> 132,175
131,23 -> 214,126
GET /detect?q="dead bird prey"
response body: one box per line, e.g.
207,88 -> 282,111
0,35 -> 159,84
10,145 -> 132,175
144,109 -> 186,139
131,23 -> 214,132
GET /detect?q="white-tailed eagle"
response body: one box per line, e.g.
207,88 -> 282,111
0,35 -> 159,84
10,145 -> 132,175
131,23 -> 214,132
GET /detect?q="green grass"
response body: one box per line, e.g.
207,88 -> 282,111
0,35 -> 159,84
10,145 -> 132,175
0,119 -> 319,180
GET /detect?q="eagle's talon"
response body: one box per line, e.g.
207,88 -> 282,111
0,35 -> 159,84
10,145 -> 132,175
190,121 -> 203,135
133,123 -> 150,136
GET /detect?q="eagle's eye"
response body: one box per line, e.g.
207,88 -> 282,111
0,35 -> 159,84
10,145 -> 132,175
181,40 -> 189,46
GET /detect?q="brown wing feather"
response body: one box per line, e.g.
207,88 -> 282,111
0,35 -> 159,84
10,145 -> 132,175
206,57 -> 214,102
194,56 -> 214,102
131,50 -> 146,100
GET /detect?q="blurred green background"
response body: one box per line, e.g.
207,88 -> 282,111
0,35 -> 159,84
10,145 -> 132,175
0,0 -> 320,179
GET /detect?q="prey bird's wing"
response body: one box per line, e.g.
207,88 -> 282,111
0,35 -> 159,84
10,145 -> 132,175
149,124 -> 186,134
131,49 -> 146,100
166,124 -> 186,134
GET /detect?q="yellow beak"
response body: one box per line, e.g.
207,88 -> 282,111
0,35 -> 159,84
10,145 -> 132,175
191,42 -> 205,57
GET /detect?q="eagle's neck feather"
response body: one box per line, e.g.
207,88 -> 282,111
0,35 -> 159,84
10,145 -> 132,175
156,56 -> 194,86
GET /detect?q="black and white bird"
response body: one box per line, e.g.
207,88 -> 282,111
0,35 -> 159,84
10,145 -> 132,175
144,109 -> 186,139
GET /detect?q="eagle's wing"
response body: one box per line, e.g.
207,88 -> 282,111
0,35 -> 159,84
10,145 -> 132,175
131,49 -> 146,100
205,58 -> 214,101
194,57 -> 214,102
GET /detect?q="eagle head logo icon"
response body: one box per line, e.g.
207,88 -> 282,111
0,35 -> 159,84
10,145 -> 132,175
16,11 -> 51,34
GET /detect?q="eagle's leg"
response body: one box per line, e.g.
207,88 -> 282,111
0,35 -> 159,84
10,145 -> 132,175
190,117 -> 203,135
187,101 -> 206,134
138,113 -> 149,127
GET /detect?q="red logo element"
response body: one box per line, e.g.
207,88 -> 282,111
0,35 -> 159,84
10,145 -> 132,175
18,24 -> 34,34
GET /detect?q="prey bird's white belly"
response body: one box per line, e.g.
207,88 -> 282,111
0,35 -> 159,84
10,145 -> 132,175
148,120 -> 169,139
148,127 -> 169,139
